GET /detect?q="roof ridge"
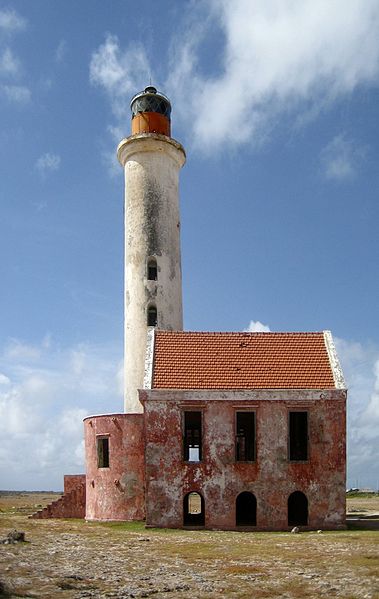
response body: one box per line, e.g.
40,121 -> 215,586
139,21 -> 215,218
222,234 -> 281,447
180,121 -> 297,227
155,330 -> 325,336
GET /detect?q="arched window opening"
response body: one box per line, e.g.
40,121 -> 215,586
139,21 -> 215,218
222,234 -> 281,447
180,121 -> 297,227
183,492 -> 205,526
147,258 -> 157,281
288,491 -> 308,526
147,305 -> 157,327
236,492 -> 257,526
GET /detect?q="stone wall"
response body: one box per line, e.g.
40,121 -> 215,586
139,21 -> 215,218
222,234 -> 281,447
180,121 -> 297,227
140,389 -> 346,531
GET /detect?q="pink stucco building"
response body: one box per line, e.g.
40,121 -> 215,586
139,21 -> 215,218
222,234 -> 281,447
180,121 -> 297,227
83,330 -> 346,530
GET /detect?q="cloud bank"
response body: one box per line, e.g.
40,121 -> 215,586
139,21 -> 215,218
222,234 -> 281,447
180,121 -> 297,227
0,337 -> 122,490
335,337 -> 379,490
169,0 -> 379,151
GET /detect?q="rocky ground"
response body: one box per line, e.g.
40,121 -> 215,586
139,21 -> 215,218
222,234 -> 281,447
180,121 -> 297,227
0,493 -> 378,598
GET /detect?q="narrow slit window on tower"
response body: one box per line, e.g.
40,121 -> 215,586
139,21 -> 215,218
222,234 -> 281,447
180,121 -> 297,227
183,411 -> 202,462
289,411 -> 308,461
97,436 -> 109,468
147,305 -> 158,327
147,258 -> 157,281
235,411 -> 256,461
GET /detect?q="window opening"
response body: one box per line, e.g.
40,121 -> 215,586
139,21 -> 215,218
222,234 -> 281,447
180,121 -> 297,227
183,411 -> 202,462
235,412 -> 255,461
236,492 -> 257,526
289,411 -> 308,461
183,492 -> 205,526
97,436 -> 109,468
147,305 -> 157,327
147,258 -> 157,281
288,491 -> 308,526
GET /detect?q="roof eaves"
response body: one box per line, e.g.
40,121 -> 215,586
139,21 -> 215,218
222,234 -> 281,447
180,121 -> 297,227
323,330 -> 346,389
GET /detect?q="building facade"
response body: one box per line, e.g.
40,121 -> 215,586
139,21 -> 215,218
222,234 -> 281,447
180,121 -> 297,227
84,326 -> 346,529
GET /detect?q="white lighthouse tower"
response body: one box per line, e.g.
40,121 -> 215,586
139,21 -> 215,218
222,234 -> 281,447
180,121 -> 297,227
117,87 -> 186,413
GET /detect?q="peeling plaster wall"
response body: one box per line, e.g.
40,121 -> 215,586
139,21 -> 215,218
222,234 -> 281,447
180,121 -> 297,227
64,474 -> 86,495
84,413 -> 145,521
140,389 -> 346,531
117,134 -> 186,413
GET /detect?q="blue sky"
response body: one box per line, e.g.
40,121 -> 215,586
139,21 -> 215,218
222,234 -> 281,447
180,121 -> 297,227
0,0 -> 378,491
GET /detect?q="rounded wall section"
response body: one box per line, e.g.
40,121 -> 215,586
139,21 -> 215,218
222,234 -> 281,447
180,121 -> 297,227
131,112 -> 170,136
84,413 -> 145,521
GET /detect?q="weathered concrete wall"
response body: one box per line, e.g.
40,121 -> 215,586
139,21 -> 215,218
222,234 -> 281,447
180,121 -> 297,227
117,133 -> 186,413
84,413 -> 145,521
64,474 -> 86,495
140,389 -> 346,531
32,475 -> 86,519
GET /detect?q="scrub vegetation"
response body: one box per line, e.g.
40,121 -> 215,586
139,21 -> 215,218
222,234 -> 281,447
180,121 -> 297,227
0,492 -> 378,598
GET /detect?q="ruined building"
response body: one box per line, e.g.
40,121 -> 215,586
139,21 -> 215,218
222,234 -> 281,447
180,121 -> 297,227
34,86 -> 347,530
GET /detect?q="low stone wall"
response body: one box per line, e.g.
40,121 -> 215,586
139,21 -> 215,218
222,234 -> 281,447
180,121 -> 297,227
31,475 -> 86,519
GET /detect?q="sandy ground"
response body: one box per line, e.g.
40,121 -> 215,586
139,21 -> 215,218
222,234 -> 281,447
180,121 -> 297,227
0,493 -> 378,599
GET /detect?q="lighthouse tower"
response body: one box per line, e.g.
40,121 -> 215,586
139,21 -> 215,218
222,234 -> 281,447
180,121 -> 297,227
117,87 -> 186,413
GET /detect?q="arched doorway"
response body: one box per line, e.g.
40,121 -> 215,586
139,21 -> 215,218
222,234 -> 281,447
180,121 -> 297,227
288,491 -> 308,526
183,492 -> 205,526
236,491 -> 257,526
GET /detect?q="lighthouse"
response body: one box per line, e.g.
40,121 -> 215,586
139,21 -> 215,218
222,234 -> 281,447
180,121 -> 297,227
117,86 -> 186,413
61,84 -> 346,531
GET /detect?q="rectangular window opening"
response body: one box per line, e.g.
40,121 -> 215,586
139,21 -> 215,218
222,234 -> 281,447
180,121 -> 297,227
148,264 -> 157,281
184,411 -> 202,462
235,411 -> 255,461
97,436 -> 110,468
289,411 -> 308,461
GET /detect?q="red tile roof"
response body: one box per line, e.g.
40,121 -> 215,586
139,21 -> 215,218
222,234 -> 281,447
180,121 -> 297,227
152,331 -> 335,389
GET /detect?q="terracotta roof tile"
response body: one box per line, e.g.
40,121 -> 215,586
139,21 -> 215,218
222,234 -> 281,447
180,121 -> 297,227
152,331 -> 335,390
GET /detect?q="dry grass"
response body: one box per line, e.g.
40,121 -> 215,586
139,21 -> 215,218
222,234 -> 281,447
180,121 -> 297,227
347,494 -> 379,516
0,492 -> 378,598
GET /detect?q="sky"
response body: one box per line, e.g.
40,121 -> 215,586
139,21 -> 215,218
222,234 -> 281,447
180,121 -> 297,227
0,0 -> 378,491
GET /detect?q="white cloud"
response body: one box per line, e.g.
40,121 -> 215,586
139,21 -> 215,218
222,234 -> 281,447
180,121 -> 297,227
335,337 -> 379,490
55,39 -> 67,63
244,320 -> 271,332
5,338 -> 41,361
0,9 -> 29,106
166,0 -> 379,151
0,373 -> 10,385
90,2 -> 379,159
35,152 -> 61,175
1,83 -> 30,103
0,47 -> 20,76
89,33 -> 150,120
320,134 -> 366,181
0,8 -> 26,33
0,337 -> 123,490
